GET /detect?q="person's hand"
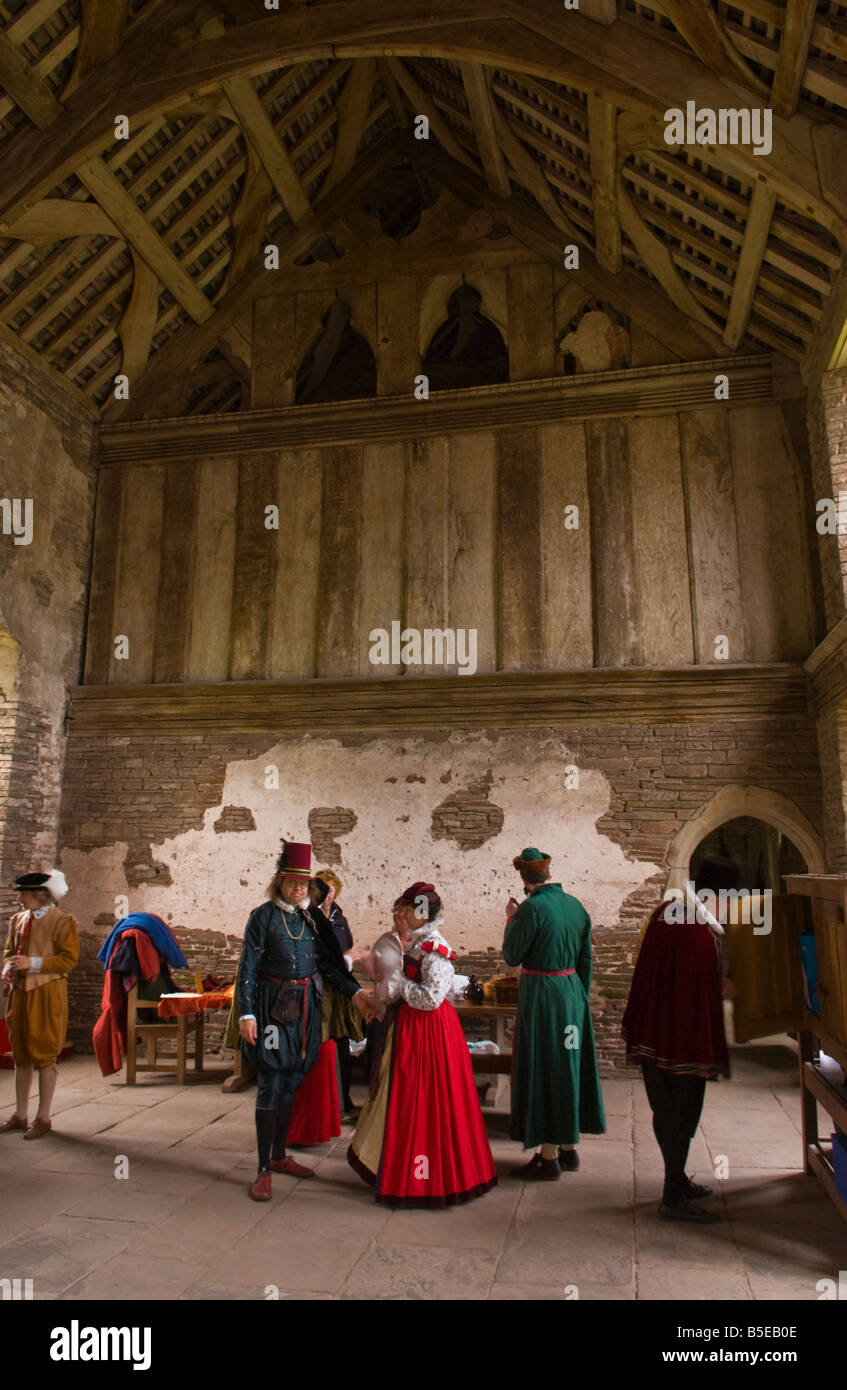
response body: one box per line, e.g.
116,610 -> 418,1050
722,977 -> 736,1001
353,989 -> 375,1022
7,955 -> 30,971
239,1017 -> 257,1044
506,897 -> 519,922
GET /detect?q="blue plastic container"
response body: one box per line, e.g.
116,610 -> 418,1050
832,1130 -> 847,1204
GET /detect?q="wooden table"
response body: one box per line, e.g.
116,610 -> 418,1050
453,1001 -> 516,1117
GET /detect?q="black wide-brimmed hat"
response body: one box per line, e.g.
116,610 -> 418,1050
13,869 -> 69,900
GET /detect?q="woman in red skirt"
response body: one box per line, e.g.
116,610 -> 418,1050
287,1039 -> 341,1147
348,881 -> 497,1208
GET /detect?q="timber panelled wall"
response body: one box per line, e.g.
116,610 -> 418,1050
86,357 -> 818,686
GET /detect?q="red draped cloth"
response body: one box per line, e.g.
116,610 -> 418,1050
621,902 -> 729,1078
358,1001 -> 497,1207
287,1039 -> 340,1145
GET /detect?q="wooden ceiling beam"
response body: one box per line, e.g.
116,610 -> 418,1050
63,0 -> 128,100
459,63 -> 510,198
0,1 -> 497,226
318,58 -> 376,201
74,156 -> 213,325
657,0 -> 768,95
222,74 -> 311,224
586,93 -> 620,273
617,182 -> 725,341
723,181 -> 778,351
0,27 -> 64,127
0,198 -> 120,242
118,252 -> 160,382
388,58 -> 477,174
770,0 -> 818,118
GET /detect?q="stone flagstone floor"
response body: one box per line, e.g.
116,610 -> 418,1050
1,1036 -> 846,1301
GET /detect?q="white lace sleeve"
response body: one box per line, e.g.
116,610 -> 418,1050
393,950 -> 455,1012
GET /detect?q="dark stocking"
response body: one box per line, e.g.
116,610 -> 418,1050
256,1106 -> 277,1174
270,1101 -> 294,1162
336,1037 -> 353,1110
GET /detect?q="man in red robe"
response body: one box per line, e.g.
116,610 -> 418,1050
622,856 -> 738,1224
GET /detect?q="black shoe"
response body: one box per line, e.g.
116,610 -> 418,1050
659,1200 -> 721,1224
512,1152 -> 561,1181
342,1104 -> 361,1121
557,1147 -> 579,1171
684,1174 -> 713,1199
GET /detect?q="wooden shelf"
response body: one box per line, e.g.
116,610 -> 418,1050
802,1061 -> 847,1131
808,1144 -> 847,1225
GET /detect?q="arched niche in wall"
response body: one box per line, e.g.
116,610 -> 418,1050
665,784 -> 826,895
419,271 -> 507,365
295,298 -> 377,405
557,298 -> 631,376
421,280 -> 509,392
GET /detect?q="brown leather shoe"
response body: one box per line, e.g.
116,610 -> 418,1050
270,1155 -> 314,1178
0,1114 -> 27,1133
23,1117 -> 52,1140
249,1172 -> 272,1201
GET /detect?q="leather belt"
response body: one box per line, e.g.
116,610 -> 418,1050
261,972 -> 313,1058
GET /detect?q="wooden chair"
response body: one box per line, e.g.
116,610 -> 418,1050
126,985 -> 205,1085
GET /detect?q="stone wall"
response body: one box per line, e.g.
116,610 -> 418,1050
0,342 -> 97,928
57,715 -> 823,1067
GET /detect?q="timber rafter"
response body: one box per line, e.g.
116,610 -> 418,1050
0,0 -> 845,410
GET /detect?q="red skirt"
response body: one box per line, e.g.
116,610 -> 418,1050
348,1000 -> 497,1207
287,1039 -> 340,1146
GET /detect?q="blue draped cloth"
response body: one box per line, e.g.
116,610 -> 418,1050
98,913 -> 189,970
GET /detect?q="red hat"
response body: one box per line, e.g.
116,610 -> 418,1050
399,881 -> 436,906
275,840 -> 312,878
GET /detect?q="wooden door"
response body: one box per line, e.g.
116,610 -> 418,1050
727,892 -> 806,1043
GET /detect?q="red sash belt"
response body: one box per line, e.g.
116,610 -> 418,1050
261,972 -> 312,1059
522,968 -> 575,976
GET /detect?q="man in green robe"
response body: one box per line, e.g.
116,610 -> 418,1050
503,847 -> 606,1180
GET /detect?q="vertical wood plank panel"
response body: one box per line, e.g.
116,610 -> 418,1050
83,465 -> 123,683
377,278 -> 420,396
630,415 -> 695,666
112,464 -> 164,684
449,432 -> 497,674
498,427 -> 542,671
251,295 -> 296,408
508,263 -> 555,380
680,409 -> 745,664
316,445 -> 362,677
188,456 -> 238,682
585,417 -> 642,667
540,422 -> 593,669
152,459 -> 198,682
730,405 -> 815,662
229,453 -> 277,680
269,449 -> 322,678
405,436 -> 450,664
360,441 -> 406,676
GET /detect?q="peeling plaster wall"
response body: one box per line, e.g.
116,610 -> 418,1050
0,343 -> 97,923
58,715 -> 822,1064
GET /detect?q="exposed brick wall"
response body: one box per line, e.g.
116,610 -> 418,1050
57,714 -> 823,1068
0,340 -> 97,937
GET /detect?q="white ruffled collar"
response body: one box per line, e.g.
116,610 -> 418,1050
407,916 -> 451,955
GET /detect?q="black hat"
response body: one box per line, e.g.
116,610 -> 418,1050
13,869 -> 69,900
